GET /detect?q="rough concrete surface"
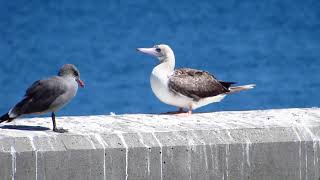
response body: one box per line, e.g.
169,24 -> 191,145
0,108 -> 320,180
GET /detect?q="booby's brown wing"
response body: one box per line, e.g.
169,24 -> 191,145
168,68 -> 232,101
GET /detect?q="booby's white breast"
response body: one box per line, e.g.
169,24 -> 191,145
150,69 -> 191,109
150,64 -> 226,110
150,63 -> 228,110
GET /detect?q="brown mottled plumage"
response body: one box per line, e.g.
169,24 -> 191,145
168,68 -> 235,101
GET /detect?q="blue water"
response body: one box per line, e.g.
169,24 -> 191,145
0,0 -> 319,116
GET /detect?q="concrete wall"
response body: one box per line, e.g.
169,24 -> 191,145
0,108 -> 320,180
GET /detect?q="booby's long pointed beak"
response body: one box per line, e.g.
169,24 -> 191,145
76,78 -> 85,88
137,48 -> 159,57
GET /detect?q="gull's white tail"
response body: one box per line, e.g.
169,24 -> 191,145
227,84 -> 256,94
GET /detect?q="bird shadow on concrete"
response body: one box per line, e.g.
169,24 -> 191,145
0,125 -> 50,131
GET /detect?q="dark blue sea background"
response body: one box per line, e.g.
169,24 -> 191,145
0,0 -> 319,116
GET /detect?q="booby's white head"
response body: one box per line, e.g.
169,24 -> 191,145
137,44 -> 175,70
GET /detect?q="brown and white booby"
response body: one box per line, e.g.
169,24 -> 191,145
137,44 -> 255,115
0,64 -> 84,133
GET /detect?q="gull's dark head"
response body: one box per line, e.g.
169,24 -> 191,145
58,64 -> 84,88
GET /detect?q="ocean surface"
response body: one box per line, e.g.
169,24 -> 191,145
0,0 -> 319,116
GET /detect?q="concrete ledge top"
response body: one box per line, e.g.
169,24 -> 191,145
0,108 -> 320,152
0,108 -> 319,136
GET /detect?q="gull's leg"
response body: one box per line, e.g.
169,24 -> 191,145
52,112 -> 68,133
52,112 -> 57,130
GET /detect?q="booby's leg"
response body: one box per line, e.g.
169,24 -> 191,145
176,105 -> 192,116
163,107 -> 186,114
52,112 -> 68,133
188,105 -> 192,115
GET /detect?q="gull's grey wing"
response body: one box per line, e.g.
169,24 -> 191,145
168,68 -> 231,101
11,76 -> 67,115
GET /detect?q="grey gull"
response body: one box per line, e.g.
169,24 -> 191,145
0,64 -> 84,133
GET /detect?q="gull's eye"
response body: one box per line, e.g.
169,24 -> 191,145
156,48 -> 161,52
73,71 -> 79,77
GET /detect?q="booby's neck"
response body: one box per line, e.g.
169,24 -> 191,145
155,51 -> 175,73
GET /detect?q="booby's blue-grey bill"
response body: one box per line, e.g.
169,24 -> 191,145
137,48 -> 161,57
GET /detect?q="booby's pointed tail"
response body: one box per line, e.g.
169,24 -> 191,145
0,113 -> 15,123
227,84 -> 256,94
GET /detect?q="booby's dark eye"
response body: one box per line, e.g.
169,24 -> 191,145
156,48 -> 161,52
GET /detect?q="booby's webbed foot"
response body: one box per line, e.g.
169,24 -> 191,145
163,108 -> 186,114
176,112 -> 192,117
176,107 -> 192,116
163,111 -> 184,114
53,128 -> 68,133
